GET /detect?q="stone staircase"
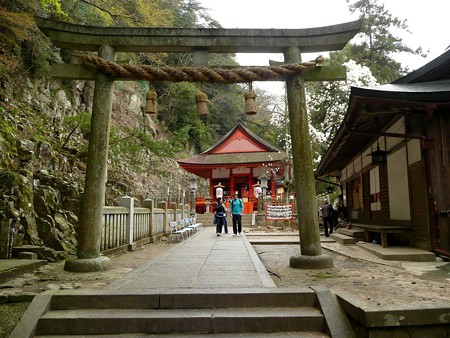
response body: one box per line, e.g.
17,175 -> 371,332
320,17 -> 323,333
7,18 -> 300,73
195,212 -> 254,228
331,227 -> 365,245
12,288 -> 354,337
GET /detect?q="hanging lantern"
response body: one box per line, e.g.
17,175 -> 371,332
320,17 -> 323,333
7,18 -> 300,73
195,90 -> 209,116
145,85 -> 157,115
244,83 -> 257,115
369,140 -> 389,165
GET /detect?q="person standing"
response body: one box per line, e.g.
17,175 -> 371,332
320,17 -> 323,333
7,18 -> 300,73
321,200 -> 334,237
214,197 -> 226,236
230,192 -> 244,236
221,198 -> 229,234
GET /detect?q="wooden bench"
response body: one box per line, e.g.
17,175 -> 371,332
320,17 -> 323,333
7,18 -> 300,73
353,224 -> 411,248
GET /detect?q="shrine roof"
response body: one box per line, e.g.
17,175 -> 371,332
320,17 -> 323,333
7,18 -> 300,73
202,123 -> 280,154
178,124 -> 285,177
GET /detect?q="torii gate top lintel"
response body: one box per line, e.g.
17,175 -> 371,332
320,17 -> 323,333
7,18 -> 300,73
35,16 -> 362,54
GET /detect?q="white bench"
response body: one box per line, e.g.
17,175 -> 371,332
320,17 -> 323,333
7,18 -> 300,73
169,221 -> 188,241
184,217 -> 202,232
178,219 -> 194,236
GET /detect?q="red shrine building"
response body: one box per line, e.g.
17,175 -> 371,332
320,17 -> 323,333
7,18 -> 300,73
177,124 -> 286,213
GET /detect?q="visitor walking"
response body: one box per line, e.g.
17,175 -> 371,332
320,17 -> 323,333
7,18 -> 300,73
230,192 -> 244,236
214,197 -> 226,236
221,198 -> 229,234
321,200 -> 334,237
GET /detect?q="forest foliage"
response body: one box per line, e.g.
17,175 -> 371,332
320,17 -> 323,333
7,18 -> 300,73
0,0 -> 426,194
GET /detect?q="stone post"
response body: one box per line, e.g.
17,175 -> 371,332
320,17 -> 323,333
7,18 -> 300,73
169,202 -> 178,221
284,46 -> 333,269
205,198 -> 211,214
178,203 -> 184,219
190,190 -> 196,216
158,201 -> 168,234
118,196 -> 136,251
65,45 -> 115,272
143,199 -> 154,240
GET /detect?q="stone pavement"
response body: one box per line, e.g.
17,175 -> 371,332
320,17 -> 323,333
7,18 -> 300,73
1,227 -> 447,291
0,259 -> 45,284
108,227 -> 276,290
1,228 -> 447,290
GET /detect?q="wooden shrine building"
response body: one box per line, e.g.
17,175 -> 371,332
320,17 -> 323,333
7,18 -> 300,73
178,124 -> 286,213
316,48 -> 450,257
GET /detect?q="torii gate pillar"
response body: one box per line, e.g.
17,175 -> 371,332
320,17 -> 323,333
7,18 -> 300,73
285,47 -> 333,268
64,45 -> 116,272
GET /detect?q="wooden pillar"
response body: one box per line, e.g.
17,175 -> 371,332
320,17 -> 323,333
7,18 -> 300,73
64,45 -> 116,272
271,171 -> 276,198
230,169 -> 235,196
248,170 -> 253,198
284,47 -> 333,268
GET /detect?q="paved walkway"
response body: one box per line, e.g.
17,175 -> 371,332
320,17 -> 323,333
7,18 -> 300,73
107,228 -> 276,290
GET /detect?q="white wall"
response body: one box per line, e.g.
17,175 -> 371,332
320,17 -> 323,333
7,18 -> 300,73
387,147 -> 411,220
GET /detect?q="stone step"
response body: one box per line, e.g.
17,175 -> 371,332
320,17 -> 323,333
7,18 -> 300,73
49,288 -> 317,310
36,307 -> 324,335
337,228 -> 365,239
37,333 -> 329,338
329,233 -> 358,245
16,289 -> 331,337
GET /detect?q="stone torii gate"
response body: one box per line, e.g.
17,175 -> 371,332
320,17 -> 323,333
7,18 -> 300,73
36,17 -> 361,272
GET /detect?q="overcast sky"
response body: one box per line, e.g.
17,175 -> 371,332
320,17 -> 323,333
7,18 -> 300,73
197,0 -> 449,94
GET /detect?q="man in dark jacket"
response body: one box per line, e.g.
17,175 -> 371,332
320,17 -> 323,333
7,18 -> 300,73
321,200 -> 334,237
214,197 -> 226,236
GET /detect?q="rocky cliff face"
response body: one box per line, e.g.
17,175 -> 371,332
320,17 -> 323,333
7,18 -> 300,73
0,76 -> 190,259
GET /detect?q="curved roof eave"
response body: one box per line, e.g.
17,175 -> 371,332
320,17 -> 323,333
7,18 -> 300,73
315,81 -> 450,178
178,151 -> 285,167
394,48 -> 450,84
202,123 -> 280,154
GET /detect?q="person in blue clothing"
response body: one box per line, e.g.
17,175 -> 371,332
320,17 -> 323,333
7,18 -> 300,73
230,192 -> 244,236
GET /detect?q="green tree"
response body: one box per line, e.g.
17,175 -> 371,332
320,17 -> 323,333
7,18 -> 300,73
0,0 -> 62,78
304,0 -> 427,166
307,60 -> 378,165
168,0 -> 221,28
157,82 -> 212,153
343,0 -> 426,83
246,89 -> 287,151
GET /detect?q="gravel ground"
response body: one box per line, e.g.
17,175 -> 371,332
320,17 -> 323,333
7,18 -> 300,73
253,242 -> 450,308
1,231 -> 449,337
